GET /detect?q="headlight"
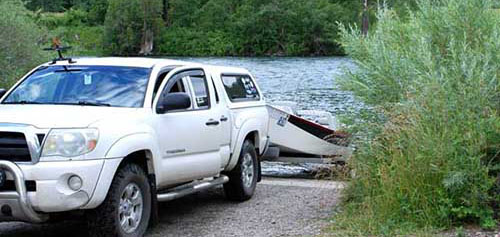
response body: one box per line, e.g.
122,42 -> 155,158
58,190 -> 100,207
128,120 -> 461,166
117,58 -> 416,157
41,128 -> 99,157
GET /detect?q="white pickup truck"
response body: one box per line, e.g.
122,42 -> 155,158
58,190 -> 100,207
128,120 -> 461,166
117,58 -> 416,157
0,57 -> 269,236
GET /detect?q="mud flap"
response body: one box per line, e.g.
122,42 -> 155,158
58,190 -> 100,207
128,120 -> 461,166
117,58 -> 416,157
257,159 -> 262,182
148,174 -> 159,227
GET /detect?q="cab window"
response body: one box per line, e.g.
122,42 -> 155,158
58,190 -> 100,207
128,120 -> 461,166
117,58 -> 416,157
157,69 -> 209,112
221,75 -> 260,102
188,75 -> 209,109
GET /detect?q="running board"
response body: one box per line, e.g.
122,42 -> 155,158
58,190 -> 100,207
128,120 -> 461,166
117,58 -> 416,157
157,175 -> 229,202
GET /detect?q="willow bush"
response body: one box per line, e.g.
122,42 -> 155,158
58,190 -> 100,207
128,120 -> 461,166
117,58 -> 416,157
333,0 -> 500,235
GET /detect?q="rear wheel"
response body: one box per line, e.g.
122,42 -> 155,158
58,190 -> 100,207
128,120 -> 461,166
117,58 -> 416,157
87,163 -> 151,237
223,140 -> 258,201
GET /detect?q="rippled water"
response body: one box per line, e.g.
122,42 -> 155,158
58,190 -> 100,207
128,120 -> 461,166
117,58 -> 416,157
178,57 -> 362,115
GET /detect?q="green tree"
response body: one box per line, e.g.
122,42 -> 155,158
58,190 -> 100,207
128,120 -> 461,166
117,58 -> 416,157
104,0 -> 163,55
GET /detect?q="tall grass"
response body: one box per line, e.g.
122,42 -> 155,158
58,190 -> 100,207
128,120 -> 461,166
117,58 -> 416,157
332,0 -> 500,235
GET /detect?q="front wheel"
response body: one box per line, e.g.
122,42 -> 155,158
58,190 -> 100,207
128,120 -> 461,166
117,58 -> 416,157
223,140 -> 258,201
87,163 -> 151,237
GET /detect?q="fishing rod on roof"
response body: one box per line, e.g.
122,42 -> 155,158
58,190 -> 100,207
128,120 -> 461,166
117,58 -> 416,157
43,38 -> 76,65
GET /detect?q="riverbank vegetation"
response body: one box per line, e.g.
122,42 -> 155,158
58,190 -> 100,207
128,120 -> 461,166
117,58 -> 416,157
332,0 -> 500,235
21,0 -> 422,57
29,0 -> 363,56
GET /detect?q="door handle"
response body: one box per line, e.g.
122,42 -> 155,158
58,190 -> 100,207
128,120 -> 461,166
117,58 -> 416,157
220,115 -> 228,122
206,119 -> 220,126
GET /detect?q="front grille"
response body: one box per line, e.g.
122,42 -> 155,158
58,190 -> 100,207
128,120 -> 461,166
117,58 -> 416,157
36,134 -> 45,145
0,180 -> 36,192
0,132 -> 31,162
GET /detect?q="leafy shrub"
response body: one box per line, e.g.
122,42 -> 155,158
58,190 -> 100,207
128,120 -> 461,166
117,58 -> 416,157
333,0 -> 500,235
158,28 -> 236,56
0,0 -> 46,88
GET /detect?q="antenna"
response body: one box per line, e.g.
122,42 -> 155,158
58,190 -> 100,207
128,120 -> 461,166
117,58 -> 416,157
43,38 -> 76,65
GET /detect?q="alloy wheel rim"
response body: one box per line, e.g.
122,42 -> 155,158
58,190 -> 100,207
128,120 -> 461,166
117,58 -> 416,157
242,153 -> 254,188
118,182 -> 143,234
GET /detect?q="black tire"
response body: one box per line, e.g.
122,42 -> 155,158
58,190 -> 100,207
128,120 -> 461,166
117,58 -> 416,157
87,163 -> 151,237
223,140 -> 258,201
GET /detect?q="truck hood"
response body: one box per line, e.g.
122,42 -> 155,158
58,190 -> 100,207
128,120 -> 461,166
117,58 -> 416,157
0,105 -> 142,128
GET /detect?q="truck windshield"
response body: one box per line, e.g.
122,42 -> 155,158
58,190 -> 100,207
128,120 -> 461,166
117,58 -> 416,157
2,65 -> 151,108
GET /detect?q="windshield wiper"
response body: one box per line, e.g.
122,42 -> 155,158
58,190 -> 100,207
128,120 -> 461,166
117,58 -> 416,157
76,101 -> 111,107
3,101 -> 42,105
3,101 -> 111,106
49,101 -> 111,107
54,69 -> 82,73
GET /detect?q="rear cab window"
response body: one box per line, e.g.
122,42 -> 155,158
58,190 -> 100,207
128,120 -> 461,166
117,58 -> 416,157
221,74 -> 260,102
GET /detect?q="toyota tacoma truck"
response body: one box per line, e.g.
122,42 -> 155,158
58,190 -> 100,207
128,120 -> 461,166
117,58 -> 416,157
0,57 -> 269,236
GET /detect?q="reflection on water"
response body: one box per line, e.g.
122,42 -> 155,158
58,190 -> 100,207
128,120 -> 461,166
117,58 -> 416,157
174,57 -> 362,115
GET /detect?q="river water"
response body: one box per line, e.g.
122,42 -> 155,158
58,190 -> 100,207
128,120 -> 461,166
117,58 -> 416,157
179,57 -> 361,116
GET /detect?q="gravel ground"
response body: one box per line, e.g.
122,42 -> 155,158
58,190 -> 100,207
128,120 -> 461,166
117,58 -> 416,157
442,226 -> 500,237
0,178 -> 344,237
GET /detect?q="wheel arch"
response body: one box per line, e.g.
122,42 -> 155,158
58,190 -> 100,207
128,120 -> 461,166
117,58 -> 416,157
84,133 -> 160,209
244,130 -> 260,153
104,133 -> 160,174
225,118 -> 264,172
114,149 -> 156,180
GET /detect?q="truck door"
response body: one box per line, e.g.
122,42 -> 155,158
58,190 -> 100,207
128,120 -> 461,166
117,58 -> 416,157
152,67 -> 225,186
205,73 -> 231,168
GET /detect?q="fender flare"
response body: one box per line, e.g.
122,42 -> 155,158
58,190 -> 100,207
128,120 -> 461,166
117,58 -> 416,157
225,118 -> 262,171
83,133 -> 160,209
105,132 -> 160,161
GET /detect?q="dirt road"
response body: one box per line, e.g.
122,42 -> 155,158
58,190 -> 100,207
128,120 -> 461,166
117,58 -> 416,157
0,178 -> 344,237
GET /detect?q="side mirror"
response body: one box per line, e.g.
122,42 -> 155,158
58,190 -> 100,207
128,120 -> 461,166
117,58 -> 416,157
157,92 -> 191,114
0,89 -> 6,98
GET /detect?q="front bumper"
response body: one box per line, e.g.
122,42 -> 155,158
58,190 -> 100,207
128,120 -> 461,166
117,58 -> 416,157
0,159 -> 104,223
0,161 -> 46,222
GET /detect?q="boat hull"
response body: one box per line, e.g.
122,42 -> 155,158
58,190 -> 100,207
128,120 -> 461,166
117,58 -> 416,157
267,105 -> 352,160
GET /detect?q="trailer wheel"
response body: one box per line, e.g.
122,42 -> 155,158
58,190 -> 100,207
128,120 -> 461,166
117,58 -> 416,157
224,140 -> 258,201
87,163 -> 151,237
